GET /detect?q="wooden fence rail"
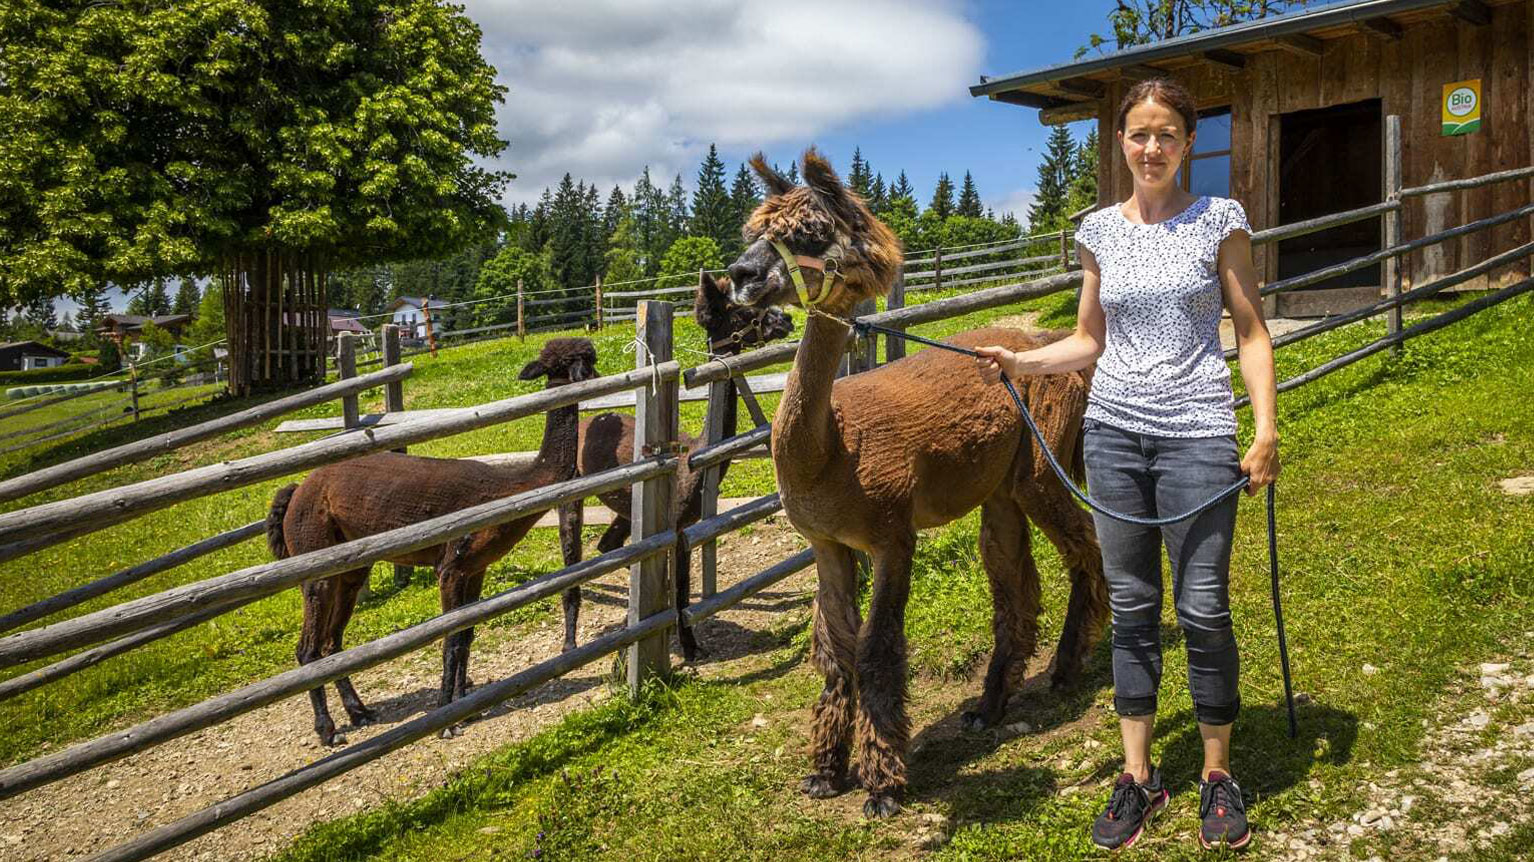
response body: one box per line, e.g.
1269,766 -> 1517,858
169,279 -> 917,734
0,364 -> 413,504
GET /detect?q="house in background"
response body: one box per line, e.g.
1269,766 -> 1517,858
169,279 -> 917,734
327,308 -> 369,337
0,341 -> 71,371
96,313 -> 192,344
972,0 -> 1534,317
387,297 -> 446,341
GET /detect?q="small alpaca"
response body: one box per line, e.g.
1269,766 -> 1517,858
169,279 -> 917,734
562,272 -> 793,660
266,338 -> 598,745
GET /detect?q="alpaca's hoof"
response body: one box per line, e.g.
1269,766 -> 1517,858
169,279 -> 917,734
348,707 -> 378,727
800,773 -> 845,799
960,709 -> 997,732
560,640 -> 577,655
325,732 -> 348,747
1050,663 -> 1081,691
439,724 -> 464,740
862,793 -> 902,819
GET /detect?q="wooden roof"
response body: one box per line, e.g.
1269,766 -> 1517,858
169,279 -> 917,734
972,0 -> 1521,124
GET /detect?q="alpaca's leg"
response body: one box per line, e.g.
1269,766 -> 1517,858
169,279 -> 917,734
855,535 -> 915,819
802,541 -> 861,801
297,578 -> 343,746
966,493 -> 1043,731
452,570 -> 487,701
437,567 -> 470,711
674,535 -> 701,662
1018,482 -> 1109,689
559,501 -> 583,653
325,569 -> 376,727
596,517 -> 630,553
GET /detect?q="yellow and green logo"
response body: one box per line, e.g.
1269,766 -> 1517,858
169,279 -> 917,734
1442,79 -> 1481,136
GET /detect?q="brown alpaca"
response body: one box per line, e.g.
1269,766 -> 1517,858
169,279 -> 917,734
725,150 -> 1110,817
563,272 -> 794,660
266,338 -> 598,746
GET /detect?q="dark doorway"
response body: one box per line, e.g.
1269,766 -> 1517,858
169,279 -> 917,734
1276,99 -> 1382,317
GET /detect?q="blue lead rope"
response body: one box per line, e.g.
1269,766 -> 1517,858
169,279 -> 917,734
849,318 -> 1298,738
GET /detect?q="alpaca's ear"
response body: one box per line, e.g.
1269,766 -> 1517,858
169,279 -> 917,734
518,358 -> 546,380
750,153 -> 795,196
801,147 -> 864,229
694,271 -> 725,328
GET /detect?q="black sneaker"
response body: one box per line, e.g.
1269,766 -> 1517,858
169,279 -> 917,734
1091,768 -> 1169,850
1197,771 -> 1250,850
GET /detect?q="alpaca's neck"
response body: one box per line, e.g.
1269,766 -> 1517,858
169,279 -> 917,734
772,312 -> 846,483
714,377 -> 741,482
532,395 -> 580,481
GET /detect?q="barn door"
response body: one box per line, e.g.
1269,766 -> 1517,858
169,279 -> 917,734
1276,99 -> 1383,318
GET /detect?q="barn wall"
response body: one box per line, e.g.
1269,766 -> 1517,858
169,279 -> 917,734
1095,3 -> 1533,291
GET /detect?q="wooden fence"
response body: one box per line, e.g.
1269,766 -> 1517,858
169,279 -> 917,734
0,121 -> 1530,859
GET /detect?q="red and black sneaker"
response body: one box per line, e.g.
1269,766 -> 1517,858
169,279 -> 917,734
1197,771 -> 1251,851
1091,768 -> 1168,851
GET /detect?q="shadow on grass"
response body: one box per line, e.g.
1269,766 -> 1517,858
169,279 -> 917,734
1156,701 -> 1358,799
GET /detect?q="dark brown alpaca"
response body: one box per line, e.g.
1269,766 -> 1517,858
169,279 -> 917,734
562,272 -> 794,660
266,338 -> 598,746
725,150 -> 1109,817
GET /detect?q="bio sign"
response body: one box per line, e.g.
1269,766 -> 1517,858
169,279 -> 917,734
1442,79 -> 1481,136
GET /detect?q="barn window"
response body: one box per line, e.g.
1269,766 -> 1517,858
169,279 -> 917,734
1181,108 -> 1231,198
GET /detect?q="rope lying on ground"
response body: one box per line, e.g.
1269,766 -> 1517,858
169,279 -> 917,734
846,315 -> 1299,738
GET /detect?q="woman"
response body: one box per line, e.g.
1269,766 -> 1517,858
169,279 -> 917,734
976,78 -> 1279,852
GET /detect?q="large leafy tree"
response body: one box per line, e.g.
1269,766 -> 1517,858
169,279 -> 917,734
1,0 -> 510,391
657,236 -> 721,292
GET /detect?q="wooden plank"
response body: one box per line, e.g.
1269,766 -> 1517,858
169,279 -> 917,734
1360,16 -> 1405,40
0,520 -> 264,636
337,333 -> 359,429
1451,0 -> 1491,27
1384,114 -> 1404,343
885,267 -> 906,362
272,372 -> 791,432
681,548 -> 815,626
1458,16 -> 1493,281
1275,33 -> 1325,58
1379,21 -> 1413,286
698,379 -> 730,598
0,363 -> 412,505
1338,31 -> 1382,106
1201,49 -> 1247,71
1277,38 -> 1323,114
0,363 -> 677,561
1488,1 -> 1531,284
681,493 -> 782,551
688,423 -> 772,473
627,301 -> 677,694
0,457 -> 677,669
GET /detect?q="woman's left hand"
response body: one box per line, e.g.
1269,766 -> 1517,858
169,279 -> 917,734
1241,434 -> 1280,495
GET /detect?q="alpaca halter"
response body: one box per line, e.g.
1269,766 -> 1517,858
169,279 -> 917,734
769,238 -> 842,308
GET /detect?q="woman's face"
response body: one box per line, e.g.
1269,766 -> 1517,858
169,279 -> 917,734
1117,98 -> 1195,192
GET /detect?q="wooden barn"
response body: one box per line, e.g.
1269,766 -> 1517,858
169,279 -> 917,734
972,0 -> 1534,316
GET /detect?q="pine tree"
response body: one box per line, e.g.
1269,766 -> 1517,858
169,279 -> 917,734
603,210 -> 644,289
728,164 -> 761,260
665,174 -> 690,239
582,182 -> 604,287
1029,125 -> 1077,230
23,294 -> 56,331
632,168 -> 666,276
928,173 -> 955,220
602,185 -> 628,247
890,171 -> 916,209
173,278 -> 200,319
869,174 -> 889,215
774,161 -> 800,186
848,147 -> 872,200
1066,129 -> 1101,217
691,144 -> 734,255
529,188 -> 554,251
58,311 -> 76,332
547,173 -> 589,295
956,171 -> 983,218
127,278 -> 171,316
72,284 -> 110,342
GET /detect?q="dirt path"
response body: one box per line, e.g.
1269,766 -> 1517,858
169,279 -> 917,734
0,519 -> 816,861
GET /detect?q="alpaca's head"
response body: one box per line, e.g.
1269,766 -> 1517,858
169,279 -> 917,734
726,147 -> 903,314
519,338 -> 598,386
694,271 -> 794,355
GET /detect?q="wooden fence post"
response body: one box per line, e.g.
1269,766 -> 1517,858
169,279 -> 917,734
698,378 -> 732,599
336,333 -> 359,431
381,324 -> 412,589
886,265 -> 906,363
421,300 -> 438,357
1384,113 -> 1403,352
853,298 -> 877,372
128,361 -> 140,422
516,280 -> 526,341
1058,227 -> 1070,272
628,300 -> 678,695
933,245 -> 944,293
595,276 -> 604,331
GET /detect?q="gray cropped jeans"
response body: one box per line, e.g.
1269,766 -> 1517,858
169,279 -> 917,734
1082,417 -> 1243,726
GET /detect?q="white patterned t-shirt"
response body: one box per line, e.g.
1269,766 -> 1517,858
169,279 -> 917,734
1074,196 -> 1250,438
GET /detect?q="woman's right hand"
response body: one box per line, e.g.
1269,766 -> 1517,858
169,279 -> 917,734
973,345 -> 1015,384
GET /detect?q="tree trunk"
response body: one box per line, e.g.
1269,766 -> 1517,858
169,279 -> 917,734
222,249 -> 328,395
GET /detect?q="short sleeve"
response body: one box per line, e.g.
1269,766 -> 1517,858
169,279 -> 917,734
1073,210 -> 1102,259
1217,198 -> 1252,243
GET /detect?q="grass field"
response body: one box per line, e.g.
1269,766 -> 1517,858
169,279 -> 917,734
3,280 -> 1532,860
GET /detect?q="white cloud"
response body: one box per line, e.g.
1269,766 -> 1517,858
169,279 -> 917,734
989,187 -> 1038,224
463,0 -> 983,204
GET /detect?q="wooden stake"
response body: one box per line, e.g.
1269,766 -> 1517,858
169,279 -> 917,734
627,300 -> 678,694
886,265 -> 906,362
595,275 -> 604,330
1384,114 -> 1403,352
516,280 -> 525,341
421,299 -> 438,357
382,322 -> 411,588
